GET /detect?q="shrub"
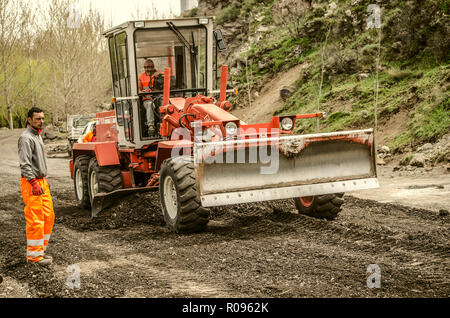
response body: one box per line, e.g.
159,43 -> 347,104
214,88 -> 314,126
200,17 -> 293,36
216,5 -> 241,26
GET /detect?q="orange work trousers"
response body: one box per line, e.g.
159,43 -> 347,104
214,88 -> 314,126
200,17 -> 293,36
20,177 -> 55,262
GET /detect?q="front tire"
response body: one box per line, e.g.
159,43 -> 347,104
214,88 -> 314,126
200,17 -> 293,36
294,193 -> 344,220
87,157 -> 122,204
74,155 -> 91,209
159,156 -> 210,233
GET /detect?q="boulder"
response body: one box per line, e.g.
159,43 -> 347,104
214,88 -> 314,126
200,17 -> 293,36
410,153 -> 425,167
358,73 -> 370,80
280,86 -> 295,101
43,131 -> 57,140
376,157 -> 386,165
418,143 -> 433,152
378,145 -> 390,153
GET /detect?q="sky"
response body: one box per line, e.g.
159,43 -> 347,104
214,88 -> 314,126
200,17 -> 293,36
77,0 -> 182,26
37,0 -> 197,28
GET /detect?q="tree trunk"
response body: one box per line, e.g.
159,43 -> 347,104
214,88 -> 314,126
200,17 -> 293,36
7,106 -> 13,130
28,55 -> 35,108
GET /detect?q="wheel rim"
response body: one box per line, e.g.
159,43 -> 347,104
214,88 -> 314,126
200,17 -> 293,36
299,196 -> 314,207
163,176 -> 178,220
75,168 -> 83,200
90,170 -> 98,200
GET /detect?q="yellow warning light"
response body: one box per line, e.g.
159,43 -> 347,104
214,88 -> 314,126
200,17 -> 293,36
234,89 -> 238,95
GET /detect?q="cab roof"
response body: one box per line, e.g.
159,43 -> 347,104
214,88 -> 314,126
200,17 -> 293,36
103,16 -> 215,37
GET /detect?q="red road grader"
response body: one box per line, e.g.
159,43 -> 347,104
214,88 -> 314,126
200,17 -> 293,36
70,17 -> 379,233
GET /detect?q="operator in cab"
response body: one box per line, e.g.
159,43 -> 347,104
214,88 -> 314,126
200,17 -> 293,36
138,59 -> 163,136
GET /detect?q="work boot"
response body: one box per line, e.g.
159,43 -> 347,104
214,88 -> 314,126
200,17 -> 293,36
148,125 -> 156,136
28,258 -> 52,266
44,254 -> 53,261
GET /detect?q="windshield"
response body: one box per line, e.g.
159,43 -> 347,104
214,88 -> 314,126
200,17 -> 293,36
135,26 -> 206,95
75,118 -> 91,127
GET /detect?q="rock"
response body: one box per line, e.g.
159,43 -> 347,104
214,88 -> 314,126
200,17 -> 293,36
258,60 -> 270,69
439,209 -> 449,216
325,2 -> 337,17
376,158 -> 386,165
280,86 -> 295,101
391,41 -> 402,51
418,143 -> 433,152
358,73 -> 370,80
43,131 -> 57,140
410,153 -> 425,167
410,261 -> 423,266
378,146 -> 390,154
256,25 -> 271,33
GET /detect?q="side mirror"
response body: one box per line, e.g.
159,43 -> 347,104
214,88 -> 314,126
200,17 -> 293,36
213,29 -> 227,51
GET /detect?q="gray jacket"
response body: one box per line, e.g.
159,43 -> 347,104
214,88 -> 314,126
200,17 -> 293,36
18,126 -> 48,180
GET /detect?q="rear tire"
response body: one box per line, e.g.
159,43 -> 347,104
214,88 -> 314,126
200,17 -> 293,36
87,157 -> 122,205
294,193 -> 344,220
159,156 -> 210,233
73,155 -> 91,209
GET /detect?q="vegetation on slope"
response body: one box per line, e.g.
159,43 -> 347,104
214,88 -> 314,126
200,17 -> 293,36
211,0 -> 449,152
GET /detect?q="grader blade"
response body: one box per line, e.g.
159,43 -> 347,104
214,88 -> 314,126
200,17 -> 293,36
194,129 -> 378,207
91,186 -> 159,217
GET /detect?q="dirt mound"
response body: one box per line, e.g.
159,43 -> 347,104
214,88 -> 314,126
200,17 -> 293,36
56,191 -> 165,232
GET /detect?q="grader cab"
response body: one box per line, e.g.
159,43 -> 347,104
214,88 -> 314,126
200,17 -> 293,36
70,17 -> 379,233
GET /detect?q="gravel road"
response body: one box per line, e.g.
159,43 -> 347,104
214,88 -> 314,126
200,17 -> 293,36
0,129 -> 449,298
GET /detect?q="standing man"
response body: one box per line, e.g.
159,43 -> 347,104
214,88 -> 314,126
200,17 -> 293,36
18,107 -> 55,266
138,59 -> 163,136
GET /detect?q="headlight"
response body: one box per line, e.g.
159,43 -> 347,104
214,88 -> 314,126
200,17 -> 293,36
281,117 -> 294,131
225,122 -> 238,135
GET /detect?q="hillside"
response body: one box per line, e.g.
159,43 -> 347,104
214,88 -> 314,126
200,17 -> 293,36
190,0 -> 450,168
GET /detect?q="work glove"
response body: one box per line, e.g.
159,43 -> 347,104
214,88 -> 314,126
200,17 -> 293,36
29,178 -> 44,196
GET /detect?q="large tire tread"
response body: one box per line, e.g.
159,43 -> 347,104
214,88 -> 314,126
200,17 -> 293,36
160,156 -> 210,233
74,155 -> 91,209
88,158 -> 122,204
294,193 -> 345,220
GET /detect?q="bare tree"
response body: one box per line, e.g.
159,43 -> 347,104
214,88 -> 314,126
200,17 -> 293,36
42,0 -> 109,122
18,4 -> 47,111
0,0 -> 27,129
272,0 -> 311,38
131,2 -> 154,20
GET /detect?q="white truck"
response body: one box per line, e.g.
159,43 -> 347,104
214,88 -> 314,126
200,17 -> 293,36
67,114 -> 95,155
